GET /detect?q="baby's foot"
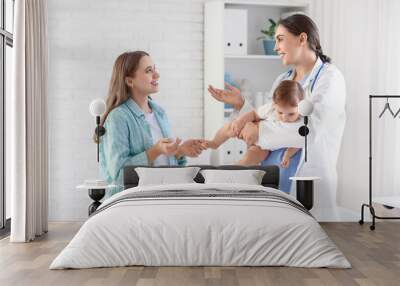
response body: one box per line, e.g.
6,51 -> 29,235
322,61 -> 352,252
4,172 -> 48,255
280,159 -> 290,168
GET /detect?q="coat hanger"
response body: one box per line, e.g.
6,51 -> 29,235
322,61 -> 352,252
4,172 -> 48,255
393,106 -> 400,118
379,98 -> 395,118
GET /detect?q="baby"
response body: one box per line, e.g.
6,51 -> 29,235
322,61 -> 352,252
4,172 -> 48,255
206,80 -> 304,168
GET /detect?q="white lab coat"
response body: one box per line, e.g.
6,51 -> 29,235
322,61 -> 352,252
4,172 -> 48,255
236,57 -> 353,220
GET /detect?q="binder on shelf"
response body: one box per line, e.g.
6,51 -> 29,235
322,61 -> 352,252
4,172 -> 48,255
224,9 -> 247,56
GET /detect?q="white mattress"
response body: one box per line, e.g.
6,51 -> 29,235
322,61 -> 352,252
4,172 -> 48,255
50,183 -> 350,269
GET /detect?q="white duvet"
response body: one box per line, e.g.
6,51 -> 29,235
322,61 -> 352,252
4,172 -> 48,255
50,183 -> 350,269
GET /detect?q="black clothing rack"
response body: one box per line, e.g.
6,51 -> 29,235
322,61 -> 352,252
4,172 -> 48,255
359,95 -> 400,230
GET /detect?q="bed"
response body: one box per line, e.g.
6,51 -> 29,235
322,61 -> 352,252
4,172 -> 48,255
50,165 -> 350,269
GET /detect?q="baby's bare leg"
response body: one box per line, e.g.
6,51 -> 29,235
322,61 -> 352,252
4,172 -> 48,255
237,145 -> 270,166
207,122 -> 235,149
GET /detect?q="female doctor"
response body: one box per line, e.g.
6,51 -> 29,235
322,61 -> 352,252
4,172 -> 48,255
208,14 -> 346,220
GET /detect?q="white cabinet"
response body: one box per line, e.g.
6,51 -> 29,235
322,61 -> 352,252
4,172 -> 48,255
204,0 -> 310,165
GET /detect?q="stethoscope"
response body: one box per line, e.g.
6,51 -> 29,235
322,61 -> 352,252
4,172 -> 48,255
285,62 -> 326,162
285,61 -> 325,93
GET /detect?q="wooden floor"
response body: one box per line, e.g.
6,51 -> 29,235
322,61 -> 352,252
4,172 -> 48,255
0,222 -> 399,286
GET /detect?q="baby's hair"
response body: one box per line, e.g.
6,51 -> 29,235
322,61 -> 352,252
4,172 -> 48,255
272,80 -> 305,107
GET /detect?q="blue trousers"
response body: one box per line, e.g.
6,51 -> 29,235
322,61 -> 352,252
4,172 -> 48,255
261,148 -> 302,194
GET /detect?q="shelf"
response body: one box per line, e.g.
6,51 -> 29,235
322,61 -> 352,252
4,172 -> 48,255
225,54 -> 280,60
373,196 -> 400,209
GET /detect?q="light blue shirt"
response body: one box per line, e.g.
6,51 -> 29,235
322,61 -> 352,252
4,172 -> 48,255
99,98 -> 186,196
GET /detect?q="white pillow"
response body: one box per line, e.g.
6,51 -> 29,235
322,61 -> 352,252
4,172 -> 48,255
135,167 -> 201,186
200,169 -> 266,185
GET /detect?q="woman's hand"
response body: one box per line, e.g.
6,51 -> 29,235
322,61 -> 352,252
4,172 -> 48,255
239,122 -> 259,146
157,138 -> 182,156
208,83 -> 245,111
146,138 -> 181,163
176,139 -> 208,158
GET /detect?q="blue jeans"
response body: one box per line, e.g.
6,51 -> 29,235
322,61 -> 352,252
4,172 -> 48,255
261,148 -> 302,194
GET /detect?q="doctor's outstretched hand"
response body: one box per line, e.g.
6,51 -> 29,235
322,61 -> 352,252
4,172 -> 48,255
208,83 -> 245,111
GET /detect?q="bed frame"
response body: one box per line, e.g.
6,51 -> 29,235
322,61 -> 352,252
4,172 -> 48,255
123,165 -> 280,190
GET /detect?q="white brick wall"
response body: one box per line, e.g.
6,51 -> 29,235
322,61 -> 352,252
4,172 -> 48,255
48,0 -> 209,221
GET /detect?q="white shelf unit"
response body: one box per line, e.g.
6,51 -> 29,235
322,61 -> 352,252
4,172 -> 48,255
204,0 -> 310,165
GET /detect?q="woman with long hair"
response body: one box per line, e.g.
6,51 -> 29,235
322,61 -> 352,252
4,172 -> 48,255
100,51 -> 206,197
